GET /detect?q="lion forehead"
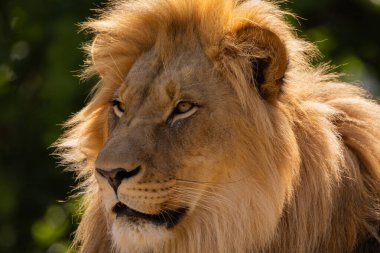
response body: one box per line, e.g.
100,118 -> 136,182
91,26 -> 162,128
118,45 -> 219,114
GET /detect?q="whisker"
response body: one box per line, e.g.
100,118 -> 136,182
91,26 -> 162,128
173,185 -> 230,202
172,193 -> 227,208
176,180 -> 227,190
171,189 -> 231,211
109,53 -> 124,82
165,200 -> 216,214
176,175 -> 252,185
95,60 -> 124,83
172,188 -> 222,202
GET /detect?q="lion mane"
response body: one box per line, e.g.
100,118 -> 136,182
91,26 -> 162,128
55,0 -> 380,252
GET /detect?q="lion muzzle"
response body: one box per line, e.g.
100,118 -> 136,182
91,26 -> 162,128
96,166 -> 141,193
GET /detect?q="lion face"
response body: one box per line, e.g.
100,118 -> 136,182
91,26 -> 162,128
80,1 -> 298,251
95,43 -> 242,248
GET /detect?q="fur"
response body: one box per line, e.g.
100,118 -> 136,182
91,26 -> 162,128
54,0 -> 380,252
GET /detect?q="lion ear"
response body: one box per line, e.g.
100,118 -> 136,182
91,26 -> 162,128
231,24 -> 288,100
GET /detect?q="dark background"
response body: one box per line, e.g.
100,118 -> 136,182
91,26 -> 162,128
0,0 -> 379,252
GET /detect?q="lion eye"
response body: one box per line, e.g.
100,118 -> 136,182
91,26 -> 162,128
112,99 -> 125,118
175,101 -> 194,114
170,101 -> 198,125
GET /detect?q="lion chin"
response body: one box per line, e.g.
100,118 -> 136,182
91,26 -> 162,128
55,0 -> 380,252
111,211 -> 172,252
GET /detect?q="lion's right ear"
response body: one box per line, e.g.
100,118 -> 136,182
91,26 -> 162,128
221,24 -> 288,101
89,34 -> 131,86
90,34 -> 123,79
89,34 -> 141,86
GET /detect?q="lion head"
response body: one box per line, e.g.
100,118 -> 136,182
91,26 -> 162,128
55,0 -> 380,252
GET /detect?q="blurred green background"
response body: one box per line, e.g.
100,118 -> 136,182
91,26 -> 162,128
0,0 -> 379,252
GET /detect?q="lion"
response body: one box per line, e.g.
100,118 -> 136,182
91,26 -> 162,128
54,0 -> 380,252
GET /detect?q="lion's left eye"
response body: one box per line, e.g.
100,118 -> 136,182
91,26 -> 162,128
174,101 -> 194,114
112,99 -> 125,118
170,101 -> 198,124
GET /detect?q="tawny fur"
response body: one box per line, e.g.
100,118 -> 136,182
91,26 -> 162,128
55,0 -> 380,252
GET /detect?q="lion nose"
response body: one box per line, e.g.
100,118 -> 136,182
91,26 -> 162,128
96,166 -> 141,192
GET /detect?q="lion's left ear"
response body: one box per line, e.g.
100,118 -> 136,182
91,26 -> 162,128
224,24 -> 288,100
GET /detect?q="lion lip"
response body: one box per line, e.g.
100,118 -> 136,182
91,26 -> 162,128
112,202 -> 187,228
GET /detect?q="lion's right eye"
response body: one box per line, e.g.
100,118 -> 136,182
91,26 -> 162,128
112,99 -> 125,118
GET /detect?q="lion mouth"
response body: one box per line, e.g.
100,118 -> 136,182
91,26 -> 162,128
112,202 -> 188,228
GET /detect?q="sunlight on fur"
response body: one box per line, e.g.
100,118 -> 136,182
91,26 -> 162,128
54,0 -> 380,252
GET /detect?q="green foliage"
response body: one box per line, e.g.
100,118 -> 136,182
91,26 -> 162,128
0,0 -> 379,252
0,1 -> 102,252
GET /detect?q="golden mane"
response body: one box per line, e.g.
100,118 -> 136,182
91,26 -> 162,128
55,0 -> 380,252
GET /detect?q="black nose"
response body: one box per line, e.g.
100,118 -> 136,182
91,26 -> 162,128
96,166 -> 141,192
